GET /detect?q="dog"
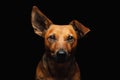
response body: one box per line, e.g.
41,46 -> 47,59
31,6 -> 90,80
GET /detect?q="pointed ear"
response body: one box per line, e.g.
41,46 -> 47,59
31,6 -> 53,37
69,20 -> 90,38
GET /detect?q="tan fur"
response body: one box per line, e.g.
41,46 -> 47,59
31,6 -> 90,80
45,25 -> 78,55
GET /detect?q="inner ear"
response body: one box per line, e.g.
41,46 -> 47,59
31,6 -> 53,37
69,20 -> 90,38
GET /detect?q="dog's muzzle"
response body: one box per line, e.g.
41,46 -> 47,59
55,49 -> 67,63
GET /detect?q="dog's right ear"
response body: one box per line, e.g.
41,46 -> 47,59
69,20 -> 90,38
31,6 -> 53,37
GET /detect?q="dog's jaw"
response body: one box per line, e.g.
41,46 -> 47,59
42,53 -> 76,78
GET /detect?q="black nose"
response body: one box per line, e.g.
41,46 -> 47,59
56,49 -> 67,57
56,49 -> 67,63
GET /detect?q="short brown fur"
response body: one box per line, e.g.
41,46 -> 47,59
31,6 -> 90,80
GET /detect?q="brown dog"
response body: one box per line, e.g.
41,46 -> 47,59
31,6 -> 90,80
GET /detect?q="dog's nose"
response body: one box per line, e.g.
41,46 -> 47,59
56,49 -> 67,63
56,49 -> 67,57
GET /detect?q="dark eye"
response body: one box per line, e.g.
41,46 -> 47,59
48,34 -> 56,42
67,35 -> 74,42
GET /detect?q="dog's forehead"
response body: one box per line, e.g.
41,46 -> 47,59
48,24 -> 74,32
45,24 -> 77,39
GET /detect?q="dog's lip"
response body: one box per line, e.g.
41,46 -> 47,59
51,52 -> 55,56
50,52 -> 71,56
49,52 -> 73,63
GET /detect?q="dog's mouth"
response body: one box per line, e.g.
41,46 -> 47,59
49,50 -> 71,63
54,54 -> 67,63
49,55 -> 67,63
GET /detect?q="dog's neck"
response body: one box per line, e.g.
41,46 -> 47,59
42,53 -> 76,78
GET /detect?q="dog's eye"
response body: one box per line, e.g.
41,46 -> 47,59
66,35 -> 74,42
48,35 -> 56,42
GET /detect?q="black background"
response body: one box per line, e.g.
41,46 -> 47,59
1,0 -> 118,80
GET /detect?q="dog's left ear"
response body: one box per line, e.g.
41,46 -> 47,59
69,20 -> 90,38
31,6 -> 53,37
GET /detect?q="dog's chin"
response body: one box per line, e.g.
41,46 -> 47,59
55,57 -> 67,63
51,55 -> 70,63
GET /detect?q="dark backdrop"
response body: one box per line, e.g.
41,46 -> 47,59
1,0 -> 118,80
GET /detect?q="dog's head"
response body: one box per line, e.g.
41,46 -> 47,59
31,6 -> 90,63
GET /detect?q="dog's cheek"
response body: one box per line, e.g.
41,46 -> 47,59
50,43 -> 57,52
65,43 -> 72,53
72,40 -> 77,49
45,39 -> 51,49
67,40 -> 77,53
